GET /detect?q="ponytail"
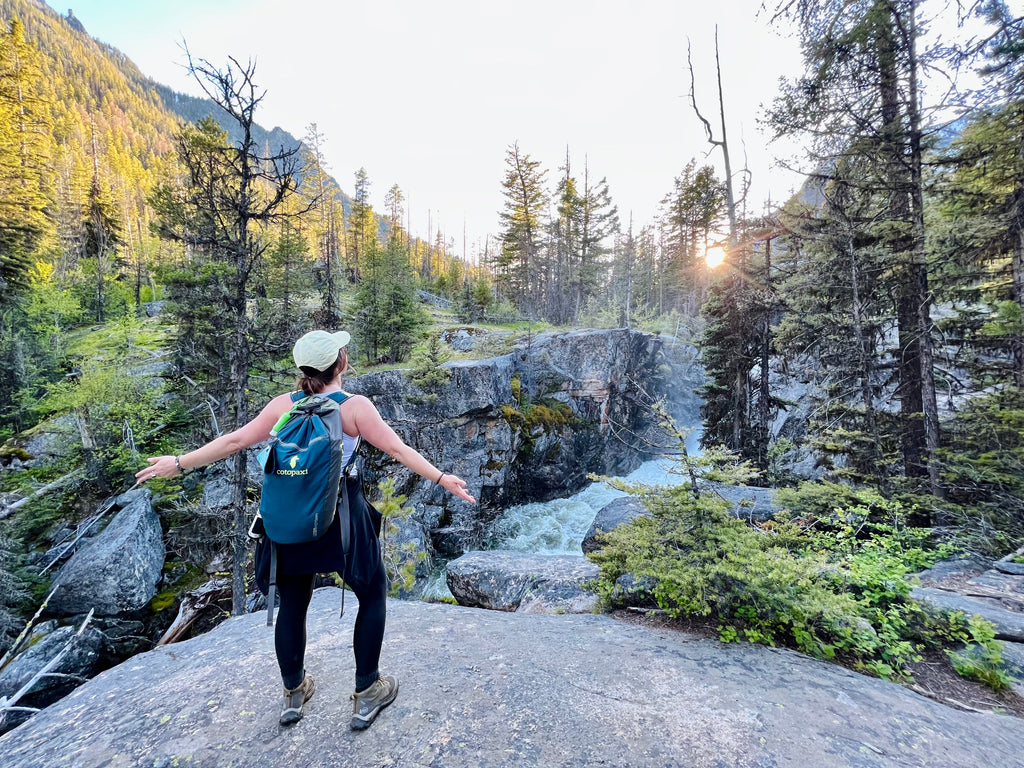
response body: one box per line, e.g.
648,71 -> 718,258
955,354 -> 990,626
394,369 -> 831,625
295,348 -> 348,396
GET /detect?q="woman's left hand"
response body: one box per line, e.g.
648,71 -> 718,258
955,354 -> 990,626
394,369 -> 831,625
440,474 -> 476,504
135,456 -> 180,483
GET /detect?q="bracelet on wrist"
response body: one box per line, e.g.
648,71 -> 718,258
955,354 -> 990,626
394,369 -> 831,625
436,471 -> 446,485
174,455 -> 183,473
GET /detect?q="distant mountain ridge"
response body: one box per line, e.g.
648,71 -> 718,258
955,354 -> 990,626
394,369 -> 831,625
1,0 -> 350,209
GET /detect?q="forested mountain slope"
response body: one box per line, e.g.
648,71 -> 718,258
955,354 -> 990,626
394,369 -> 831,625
0,0 -> 344,245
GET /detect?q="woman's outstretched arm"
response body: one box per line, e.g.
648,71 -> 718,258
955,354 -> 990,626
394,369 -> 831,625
136,392 -> 296,482
347,395 -> 476,504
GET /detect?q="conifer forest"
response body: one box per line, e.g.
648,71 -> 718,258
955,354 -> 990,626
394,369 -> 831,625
2,0 -> 1024,713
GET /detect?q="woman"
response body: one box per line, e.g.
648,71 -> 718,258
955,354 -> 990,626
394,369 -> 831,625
137,329 -> 475,729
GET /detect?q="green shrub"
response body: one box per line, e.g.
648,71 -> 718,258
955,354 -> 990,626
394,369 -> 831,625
774,480 -> 887,524
524,400 -> 573,429
409,334 -> 452,391
9,489 -> 72,542
944,614 -> 1012,692
509,374 -> 522,404
590,469 -> 999,685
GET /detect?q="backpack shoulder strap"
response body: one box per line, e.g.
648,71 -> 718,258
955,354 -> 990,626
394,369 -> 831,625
322,391 -> 359,468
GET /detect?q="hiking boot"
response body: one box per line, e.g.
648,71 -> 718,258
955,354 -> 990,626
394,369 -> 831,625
350,674 -> 399,730
280,674 -> 315,725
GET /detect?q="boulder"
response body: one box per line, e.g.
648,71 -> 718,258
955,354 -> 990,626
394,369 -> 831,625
995,560 -> 1024,576
706,482 -> 782,522
582,496 -> 648,553
0,624 -> 104,734
200,474 -> 233,509
610,573 -> 659,609
446,550 -> 600,614
18,414 -> 81,467
142,300 -> 165,317
126,360 -> 172,380
1000,641 -> 1024,699
968,570 -> 1024,599
915,557 -> 989,588
49,489 -> 165,617
441,327 -> 489,351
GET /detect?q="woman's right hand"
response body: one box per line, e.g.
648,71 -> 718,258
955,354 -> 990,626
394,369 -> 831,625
440,474 -> 476,504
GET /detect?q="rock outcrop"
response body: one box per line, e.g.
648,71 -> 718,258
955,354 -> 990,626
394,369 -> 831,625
47,489 -> 165,617
911,557 -> 1024,697
706,482 -> 783,522
344,329 -> 695,559
16,414 -> 81,468
582,496 -> 648,553
445,550 -> 600,613
1,589 -> 1022,768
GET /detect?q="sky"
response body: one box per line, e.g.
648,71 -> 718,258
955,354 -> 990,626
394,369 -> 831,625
55,0 -> 963,257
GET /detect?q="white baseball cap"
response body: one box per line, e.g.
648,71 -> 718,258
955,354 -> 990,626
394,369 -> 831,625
292,330 -> 351,371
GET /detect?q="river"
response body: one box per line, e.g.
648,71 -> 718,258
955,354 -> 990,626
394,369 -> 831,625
421,439 -> 698,600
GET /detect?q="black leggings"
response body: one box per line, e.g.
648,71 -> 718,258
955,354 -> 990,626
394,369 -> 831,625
274,559 -> 387,692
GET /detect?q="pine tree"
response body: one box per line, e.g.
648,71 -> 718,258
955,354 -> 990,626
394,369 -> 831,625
549,153 -> 581,324
769,0 -> 942,494
496,142 -> 548,315
0,529 -> 27,653
82,132 -> 123,322
0,17 -> 52,304
570,157 -> 618,324
933,9 -> 1024,387
774,164 -> 896,487
353,233 -> 423,364
302,122 -> 343,326
659,161 -> 725,313
348,167 -> 374,283
456,277 -> 491,322
262,213 -> 313,344
699,270 -> 763,463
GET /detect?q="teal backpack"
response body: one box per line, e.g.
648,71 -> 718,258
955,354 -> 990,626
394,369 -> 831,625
258,390 -> 353,624
259,391 -> 349,544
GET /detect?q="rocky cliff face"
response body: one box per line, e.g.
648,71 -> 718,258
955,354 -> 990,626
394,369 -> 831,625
343,329 -> 693,559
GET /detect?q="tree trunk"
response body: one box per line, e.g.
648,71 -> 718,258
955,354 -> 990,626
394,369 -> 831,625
229,295 -> 250,616
905,3 -> 942,498
1012,187 -> 1024,386
876,3 -> 934,487
758,238 -> 772,472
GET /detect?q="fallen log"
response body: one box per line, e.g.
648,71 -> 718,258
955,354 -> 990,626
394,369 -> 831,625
156,579 -> 232,646
0,470 -> 85,521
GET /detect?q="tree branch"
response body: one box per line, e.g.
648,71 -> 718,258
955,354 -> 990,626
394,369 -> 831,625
688,39 -> 720,147
0,610 -> 95,729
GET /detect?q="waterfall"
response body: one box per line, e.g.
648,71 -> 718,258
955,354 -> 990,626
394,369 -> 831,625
422,427 -> 700,600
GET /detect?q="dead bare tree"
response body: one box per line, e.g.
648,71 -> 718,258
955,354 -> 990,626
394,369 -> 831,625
687,27 -> 749,252
151,48 -> 317,615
